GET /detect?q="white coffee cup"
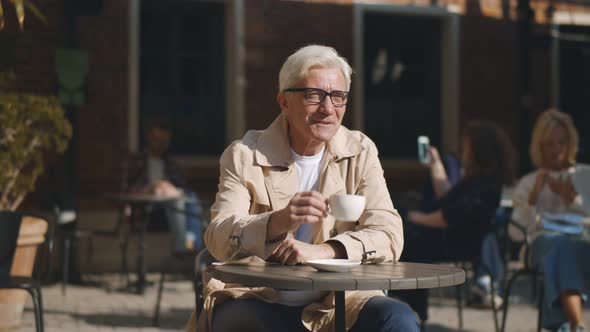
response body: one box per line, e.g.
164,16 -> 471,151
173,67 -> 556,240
329,194 -> 366,222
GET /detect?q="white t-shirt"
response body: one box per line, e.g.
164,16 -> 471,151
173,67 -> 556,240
277,146 -> 328,307
292,146 -> 324,243
510,166 -> 588,242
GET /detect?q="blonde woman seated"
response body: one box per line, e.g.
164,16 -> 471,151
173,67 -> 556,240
510,109 -> 590,332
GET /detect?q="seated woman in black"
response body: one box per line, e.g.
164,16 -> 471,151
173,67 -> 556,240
391,121 -> 516,322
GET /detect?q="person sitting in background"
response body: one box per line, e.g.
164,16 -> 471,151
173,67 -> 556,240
123,121 -> 202,252
414,147 -> 505,308
391,121 -> 516,323
510,109 -> 590,332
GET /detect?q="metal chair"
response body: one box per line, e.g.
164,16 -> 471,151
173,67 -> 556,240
45,204 -> 125,295
500,219 -> 543,332
452,211 -> 506,332
152,199 -> 209,326
0,212 -> 45,332
194,247 -> 215,313
152,247 -> 214,326
453,254 -> 500,332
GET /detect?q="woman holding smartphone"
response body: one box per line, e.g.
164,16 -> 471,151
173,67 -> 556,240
391,121 -> 517,323
510,109 -> 590,332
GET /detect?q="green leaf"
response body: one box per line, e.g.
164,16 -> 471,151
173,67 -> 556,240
23,0 -> 46,25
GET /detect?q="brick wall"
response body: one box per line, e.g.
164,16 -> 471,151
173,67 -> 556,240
75,0 -> 130,204
459,15 -> 551,167
181,1 -> 357,203
459,16 -> 521,145
243,1 -> 355,131
4,0 -> 569,273
13,0 -> 557,210
0,0 -> 61,94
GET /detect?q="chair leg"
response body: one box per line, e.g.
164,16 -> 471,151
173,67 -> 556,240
45,236 -> 55,285
120,234 -> 130,287
197,274 -> 204,314
153,265 -> 167,326
193,273 -> 204,312
490,275 -> 500,332
456,283 -> 464,329
531,273 -> 538,300
62,234 -> 71,296
537,279 -> 544,332
118,211 -> 131,287
480,262 -> 500,332
501,269 -> 528,332
27,286 -> 44,332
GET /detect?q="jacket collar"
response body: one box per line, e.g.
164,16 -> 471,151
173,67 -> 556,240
254,113 -> 363,167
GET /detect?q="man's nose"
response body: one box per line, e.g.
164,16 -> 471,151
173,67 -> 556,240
319,97 -> 335,114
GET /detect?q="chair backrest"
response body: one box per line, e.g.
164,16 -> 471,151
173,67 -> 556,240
194,248 -> 216,313
194,248 -> 215,277
0,212 -> 22,279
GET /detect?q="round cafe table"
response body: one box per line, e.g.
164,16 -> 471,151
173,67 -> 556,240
210,261 -> 465,332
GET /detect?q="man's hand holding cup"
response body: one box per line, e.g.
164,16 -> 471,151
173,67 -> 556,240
267,191 -> 328,241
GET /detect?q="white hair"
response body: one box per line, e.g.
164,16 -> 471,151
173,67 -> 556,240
278,45 -> 352,92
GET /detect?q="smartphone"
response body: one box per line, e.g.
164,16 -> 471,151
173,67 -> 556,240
417,136 -> 431,164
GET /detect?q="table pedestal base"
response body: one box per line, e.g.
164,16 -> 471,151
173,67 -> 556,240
335,291 -> 345,332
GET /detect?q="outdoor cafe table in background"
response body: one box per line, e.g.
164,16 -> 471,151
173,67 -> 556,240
105,193 -> 193,294
210,261 -> 465,332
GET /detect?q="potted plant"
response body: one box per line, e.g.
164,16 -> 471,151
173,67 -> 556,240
0,2 -> 70,328
0,93 -> 72,328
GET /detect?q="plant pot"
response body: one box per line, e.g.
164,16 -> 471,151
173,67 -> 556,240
0,216 -> 47,330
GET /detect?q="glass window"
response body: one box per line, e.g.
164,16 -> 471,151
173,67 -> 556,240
140,1 -> 225,156
363,14 -> 442,159
558,25 -> 590,163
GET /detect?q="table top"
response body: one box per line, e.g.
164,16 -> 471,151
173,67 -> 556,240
210,261 -> 465,291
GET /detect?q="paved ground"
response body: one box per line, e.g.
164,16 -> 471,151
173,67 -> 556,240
12,273 -> 590,332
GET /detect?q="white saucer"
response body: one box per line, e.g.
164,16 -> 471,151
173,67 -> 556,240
305,259 -> 362,272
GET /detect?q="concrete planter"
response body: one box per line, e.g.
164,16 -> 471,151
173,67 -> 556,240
0,216 -> 47,330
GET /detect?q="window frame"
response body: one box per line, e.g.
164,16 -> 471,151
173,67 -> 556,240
128,0 -> 245,165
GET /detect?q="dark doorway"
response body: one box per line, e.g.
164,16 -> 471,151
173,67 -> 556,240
363,13 -> 442,159
558,25 -> 590,163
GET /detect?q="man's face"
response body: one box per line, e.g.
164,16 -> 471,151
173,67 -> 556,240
146,127 -> 171,157
278,67 -> 347,154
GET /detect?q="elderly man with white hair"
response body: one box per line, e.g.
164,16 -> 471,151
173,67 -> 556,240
187,45 -> 418,332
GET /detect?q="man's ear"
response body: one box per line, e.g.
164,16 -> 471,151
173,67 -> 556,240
277,92 -> 288,112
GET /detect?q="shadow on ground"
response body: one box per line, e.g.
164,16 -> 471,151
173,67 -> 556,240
424,323 -> 464,332
33,308 -> 193,329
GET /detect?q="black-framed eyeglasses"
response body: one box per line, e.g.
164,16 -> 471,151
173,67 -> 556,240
283,88 -> 350,107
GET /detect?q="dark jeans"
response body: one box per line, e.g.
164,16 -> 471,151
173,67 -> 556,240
212,295 -> 419,332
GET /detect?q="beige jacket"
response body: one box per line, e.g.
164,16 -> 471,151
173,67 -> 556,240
186,114 -> 404,332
